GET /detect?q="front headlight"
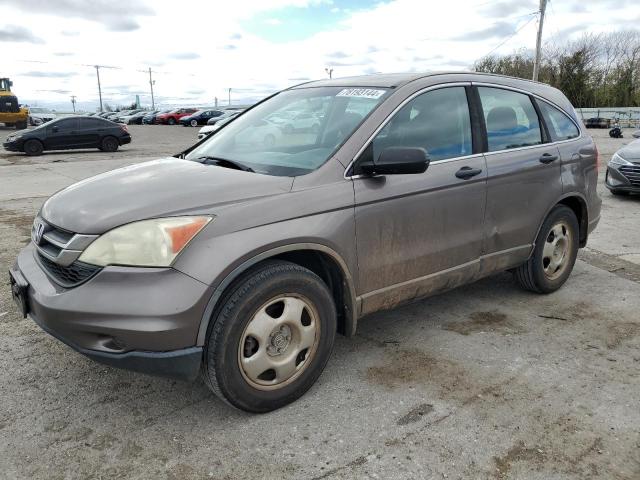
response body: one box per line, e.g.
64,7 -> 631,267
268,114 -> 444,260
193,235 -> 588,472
78,216 -> 212,267
610,153 -> 632,166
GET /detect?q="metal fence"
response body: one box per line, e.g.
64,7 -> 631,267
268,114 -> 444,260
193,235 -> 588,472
575,107 -> 640,128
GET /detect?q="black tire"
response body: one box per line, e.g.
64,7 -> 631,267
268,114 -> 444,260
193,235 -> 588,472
513,205 -> 579,294
203,260 -> 337,413
23,139 -> 44,156
190,119 -> 198,127
16,120 -> 28,130
168,117 -> 176,125
100,136 -> 119,152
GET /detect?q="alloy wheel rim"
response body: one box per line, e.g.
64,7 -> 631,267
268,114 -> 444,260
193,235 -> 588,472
238,294 -> 319,391
542,220 -> 572,280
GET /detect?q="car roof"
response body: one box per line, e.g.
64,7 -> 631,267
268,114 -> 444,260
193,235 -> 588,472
289,71 -> 577,121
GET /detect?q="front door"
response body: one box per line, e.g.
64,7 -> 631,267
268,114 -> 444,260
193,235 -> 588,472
353,85 -> 487,314
475,85 -> 563,273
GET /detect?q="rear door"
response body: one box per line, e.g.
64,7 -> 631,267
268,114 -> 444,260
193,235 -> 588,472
45,118 -> 80,150
74,118 -> 102,147
353,85 -> 487,314
475,85 -> 563,273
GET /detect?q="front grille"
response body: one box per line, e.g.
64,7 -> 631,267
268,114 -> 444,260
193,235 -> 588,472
619,164 -> 640,186
37,253 -> 101,288
31,217 -> 98,270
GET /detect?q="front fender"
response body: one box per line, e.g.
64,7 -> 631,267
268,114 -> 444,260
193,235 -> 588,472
194,242 -> 358,346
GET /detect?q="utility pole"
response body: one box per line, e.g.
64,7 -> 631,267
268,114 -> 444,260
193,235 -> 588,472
95,65 -> 103,112
228,88 -> 232,105
532,0 -> 547,82
148,67 -> 156,109
70,95 -> 76,112
325,67 -> 333,79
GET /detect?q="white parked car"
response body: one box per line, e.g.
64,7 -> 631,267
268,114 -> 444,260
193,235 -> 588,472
28,107 -> 56,126
279,112 -> 322,134
235,120 -> 282,146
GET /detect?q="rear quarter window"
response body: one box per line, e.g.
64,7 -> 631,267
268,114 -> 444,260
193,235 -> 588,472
537,101 -> 580,141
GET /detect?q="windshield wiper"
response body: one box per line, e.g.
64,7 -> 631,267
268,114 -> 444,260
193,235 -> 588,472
195,156 -> 254,172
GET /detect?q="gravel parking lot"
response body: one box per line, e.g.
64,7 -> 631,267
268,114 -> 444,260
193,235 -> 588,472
0,125 -> 638,479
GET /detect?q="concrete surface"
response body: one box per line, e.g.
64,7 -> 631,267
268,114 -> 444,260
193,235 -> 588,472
0,126 -> 639,479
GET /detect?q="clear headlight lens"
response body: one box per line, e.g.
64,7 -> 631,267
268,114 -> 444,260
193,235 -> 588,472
79,216 -> 212,267
610,153 -> 632,166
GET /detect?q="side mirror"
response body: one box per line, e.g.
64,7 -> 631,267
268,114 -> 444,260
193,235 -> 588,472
360,147 -> 430,176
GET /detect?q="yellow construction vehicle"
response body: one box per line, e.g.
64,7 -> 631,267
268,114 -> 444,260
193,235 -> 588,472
0,77 -> 29,130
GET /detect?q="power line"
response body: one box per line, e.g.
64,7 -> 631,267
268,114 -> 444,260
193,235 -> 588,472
479,14 -> 538,59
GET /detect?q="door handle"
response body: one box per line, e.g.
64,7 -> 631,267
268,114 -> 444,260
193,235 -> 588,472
539,153 -> 558,164
455,166 -> 483,179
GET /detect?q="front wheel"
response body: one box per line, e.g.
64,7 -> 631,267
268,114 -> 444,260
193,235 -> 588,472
190,119 -> 198,127
513,205 -> 579,293
168,117 -> 176,125
23,139 -> 44,156
202,261 -> 336,413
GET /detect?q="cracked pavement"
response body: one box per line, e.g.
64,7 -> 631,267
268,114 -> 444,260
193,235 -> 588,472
0,126 -> 638,479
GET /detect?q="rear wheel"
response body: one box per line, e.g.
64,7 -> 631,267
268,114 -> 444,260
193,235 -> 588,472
513,205 -> 579,293
190,119 -> 198,127
23,139 -> 43,156
100,136 -> 119,152
16,120 -> 28,130
168,117 -> 176,125
202,260 -> 337,413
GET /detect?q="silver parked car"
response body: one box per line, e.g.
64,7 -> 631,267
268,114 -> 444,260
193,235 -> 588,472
10,72 -> 601,412
606,138 -> 640,195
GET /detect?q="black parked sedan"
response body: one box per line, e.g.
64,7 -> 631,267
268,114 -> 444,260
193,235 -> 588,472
3,116 -> 131,156
179,109 -> 225,127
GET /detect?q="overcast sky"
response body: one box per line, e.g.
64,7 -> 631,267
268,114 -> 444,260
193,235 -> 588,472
1,0 -> 638,111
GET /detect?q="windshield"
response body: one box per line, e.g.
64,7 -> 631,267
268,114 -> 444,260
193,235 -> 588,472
30,107 -> 48,113
185,86 -> 389,176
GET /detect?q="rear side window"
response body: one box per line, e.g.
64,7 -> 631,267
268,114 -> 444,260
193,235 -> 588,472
478,87 -> 542,151
371,86 -> 472,162
537,101 -> 580,141
80,118 -> 109,129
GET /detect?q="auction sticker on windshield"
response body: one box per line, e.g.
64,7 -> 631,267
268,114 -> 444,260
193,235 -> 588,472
336,88 -> 386,99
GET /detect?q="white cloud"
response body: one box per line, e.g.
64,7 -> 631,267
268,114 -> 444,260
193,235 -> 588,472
0,0 -> 635,110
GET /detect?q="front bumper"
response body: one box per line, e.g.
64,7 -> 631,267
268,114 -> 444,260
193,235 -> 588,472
119,134 -> 132,145
3,140 -> 21,152
606,165 -> 640,193
11,243 -> 213,380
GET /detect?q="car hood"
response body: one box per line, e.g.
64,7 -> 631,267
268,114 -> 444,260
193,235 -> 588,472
618,139 -> 640,160
40,157 -> 294,234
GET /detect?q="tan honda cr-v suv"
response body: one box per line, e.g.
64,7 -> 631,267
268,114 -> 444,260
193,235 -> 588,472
10,72 -> 601,412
